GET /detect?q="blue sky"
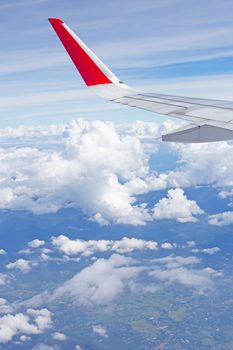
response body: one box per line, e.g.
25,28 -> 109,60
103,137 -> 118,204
1,2 -> 233,348
1,0 -> 233,127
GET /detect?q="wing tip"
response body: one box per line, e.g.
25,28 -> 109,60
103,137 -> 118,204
48,18 -> 64,25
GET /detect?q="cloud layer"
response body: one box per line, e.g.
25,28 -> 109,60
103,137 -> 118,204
0,308 -> 52,343
0,119 -> 205,226
149,255 -> 221,293
52,235 -> 158,256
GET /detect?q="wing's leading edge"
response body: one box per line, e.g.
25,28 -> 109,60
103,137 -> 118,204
48,18 -> 233,143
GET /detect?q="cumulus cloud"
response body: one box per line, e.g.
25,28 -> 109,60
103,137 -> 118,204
0,308 -> 52,343
186,241 -> 196,248
20,335 -> 31,342
3,119 -> 233,231
52,235 -> 158,256
149,255 -> 221,293
153,188 -> 204,223
161,242 -> 175,250
6,258 -> 35,273
52,332 -> 67,341
0,119 -> 162,225
18,248 -> 33,255
50,254 -> 142,306
208,211 -> 233,226
28,239 -> 45,248
0,119 -> 212,226
165,141 -> 233,189
192,246 -> 221,255
201,247 -> 221,255
92,325 -> 108,338
1,117 -> 233,228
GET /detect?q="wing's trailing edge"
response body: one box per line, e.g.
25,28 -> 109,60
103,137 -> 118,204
48,18 -> 233,143
162,123 -> 233,143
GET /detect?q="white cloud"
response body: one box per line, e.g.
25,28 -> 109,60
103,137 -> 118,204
201,247 -> 221,255
153,188 -> 204,223
50,254 -> 142,306
165,141 -> 233,191
52,332 -> 67,341
18,248 -> 33,255
52,235 -> 158,256
6,258 -> 34,273
28,239 -> 45,248
0,119 -> 161,226
2,119 -> 233,228
40,253 -> 50,262
22,248 -> 222,310
75,346 -> 83,350
191,247 -> 220,255
192,248 -> 199,253
0,299 -> 13,314
0,249 -> 6,256
161,242 -> 175,250
92,324 -> 108,338
0,308 -> 52,343
186,241 -> 196,248
40,248 -> 52,262
149,255 -> 220,293
203,267 -> 223,277
111,237 -> 158,253
154,255 -> 200,268
0,274 -> 8,286
32,344 -> 58,350
20,335 -> 31,341
208,211 -> 233,226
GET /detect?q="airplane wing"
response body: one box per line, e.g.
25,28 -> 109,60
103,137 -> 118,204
48,18 -> 233,143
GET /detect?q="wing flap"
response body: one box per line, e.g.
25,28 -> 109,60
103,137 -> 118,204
162,123 -> 233,143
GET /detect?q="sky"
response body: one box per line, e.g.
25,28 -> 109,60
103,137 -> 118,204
1,1 -> 233,349
1,0 -> 233,127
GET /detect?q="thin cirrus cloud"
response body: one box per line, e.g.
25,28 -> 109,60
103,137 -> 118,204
2,30 -> 233,76
0,0 -> 48,10
0,0 -> 233,127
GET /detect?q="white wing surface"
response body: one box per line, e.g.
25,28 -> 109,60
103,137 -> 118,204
49,18 -> 233,143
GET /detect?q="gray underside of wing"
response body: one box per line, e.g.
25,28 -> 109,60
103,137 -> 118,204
113,92 -> 233,143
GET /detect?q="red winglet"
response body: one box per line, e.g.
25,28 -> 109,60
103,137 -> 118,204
48,18 -> 112,86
